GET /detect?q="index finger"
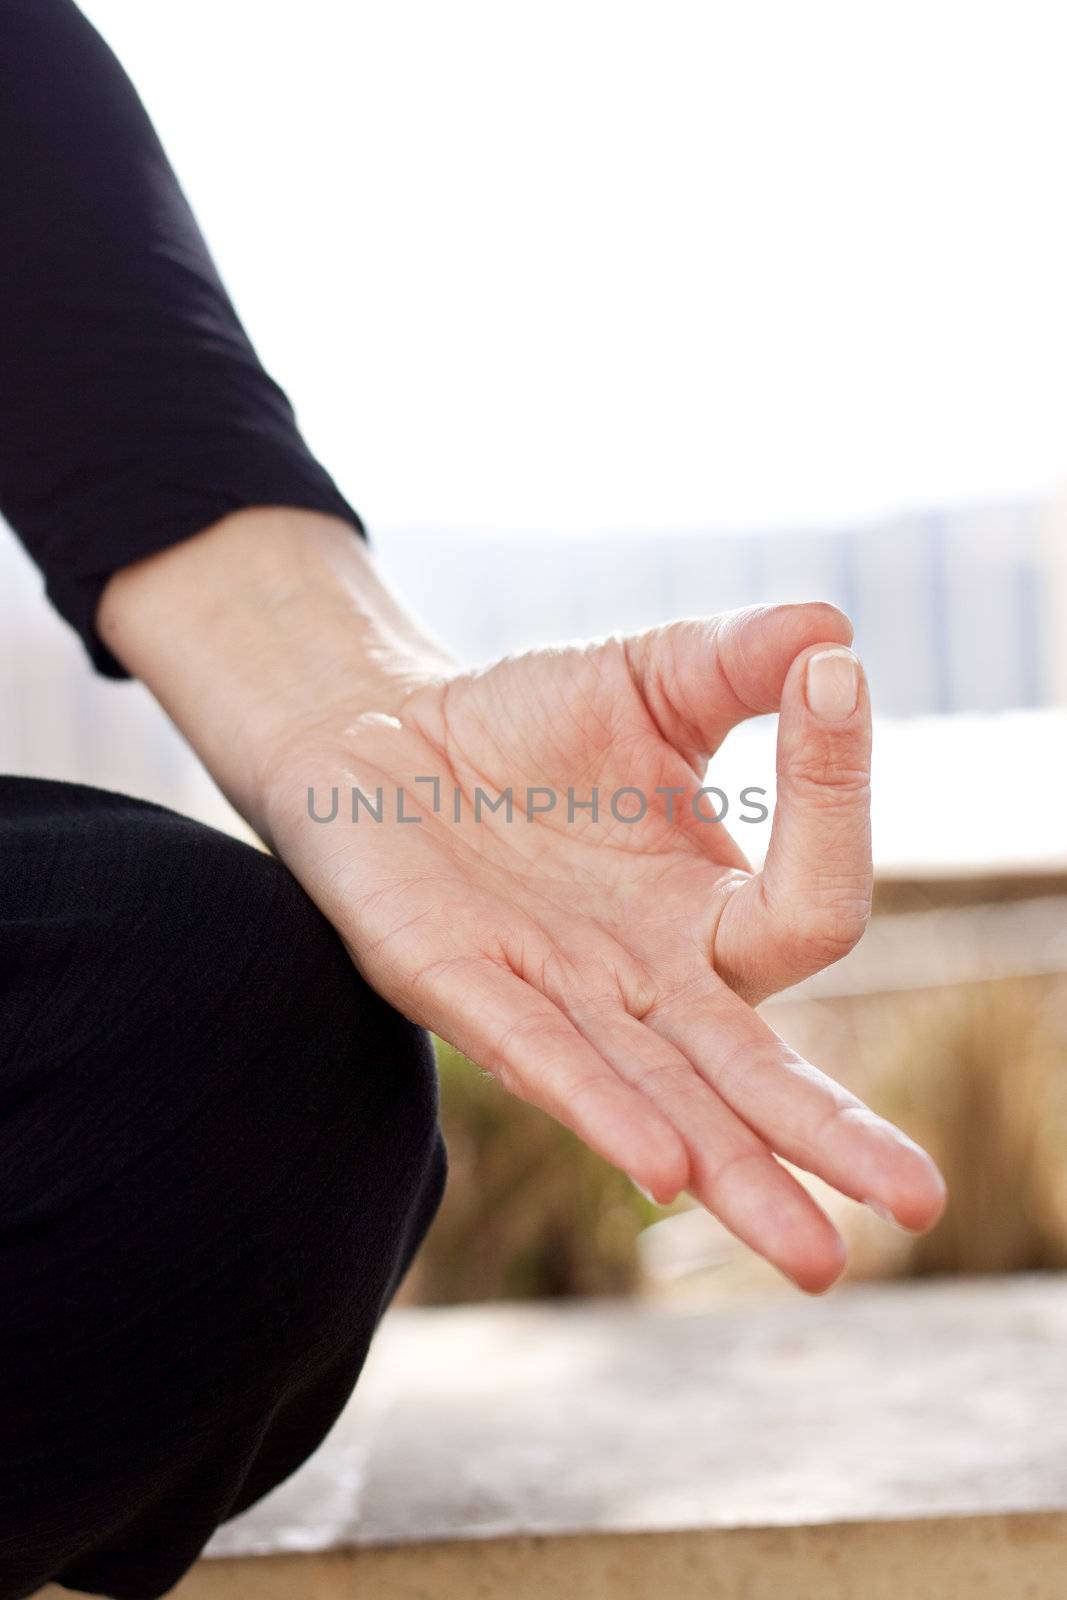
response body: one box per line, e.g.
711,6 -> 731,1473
714,641 -> 873,1002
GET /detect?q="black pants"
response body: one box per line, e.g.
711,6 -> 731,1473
0,778 -> 446,1600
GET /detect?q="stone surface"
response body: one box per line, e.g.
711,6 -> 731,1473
170,1514 -> 1067,1599
198,1274 -> 1067,1557
35,1277 -> 1067,1597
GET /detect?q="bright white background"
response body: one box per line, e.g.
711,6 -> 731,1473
78,0 -> 1067,539
2,2 -> 1064,872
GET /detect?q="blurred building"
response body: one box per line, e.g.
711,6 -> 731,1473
2,494 -> 1065,870
375,495 -> 1066,717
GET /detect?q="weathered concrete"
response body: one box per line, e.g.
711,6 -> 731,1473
37,1275 -> 1067,1597
160,1514 -> 1067,1599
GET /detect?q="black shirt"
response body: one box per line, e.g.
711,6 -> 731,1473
0,0 -> 364,676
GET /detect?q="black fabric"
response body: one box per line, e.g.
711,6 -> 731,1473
0,0 -> 365,677
0,778 -> 446,1600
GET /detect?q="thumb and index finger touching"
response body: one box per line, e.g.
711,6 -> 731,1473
631,602 -> 873,998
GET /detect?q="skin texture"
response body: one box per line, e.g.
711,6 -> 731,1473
98,508 -> 946,1293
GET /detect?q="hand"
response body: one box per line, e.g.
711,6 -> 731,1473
262,603 -> 945,1292
99,511 -> 946,1293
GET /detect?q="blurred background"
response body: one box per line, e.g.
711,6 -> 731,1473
2,0 -> 1065,1303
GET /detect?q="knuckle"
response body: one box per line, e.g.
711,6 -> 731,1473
564,989 -> 629,1029
492,1057 -> 522,1098
635,1055 -> 700,1102
781,756 -> 871,804
712,1036 -> 780,1100
564,1072 -> 612,1115
492,1007 -> 557,1062
793,896 -> 871,965
707,1146 -> 777,1208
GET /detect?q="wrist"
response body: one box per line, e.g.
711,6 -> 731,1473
96,507 -> 455,836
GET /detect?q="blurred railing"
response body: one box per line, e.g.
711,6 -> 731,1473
374,495 -> 1066,716
2,494 -> 1064,846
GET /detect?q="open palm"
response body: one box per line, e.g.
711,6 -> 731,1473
266,601 -> 945,1291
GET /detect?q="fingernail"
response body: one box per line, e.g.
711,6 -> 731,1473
805,648 -> 860,722
628,1176 -> 657,1204
863,1196 -> 917,1234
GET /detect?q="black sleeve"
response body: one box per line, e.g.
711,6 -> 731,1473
0,0 -> 365,677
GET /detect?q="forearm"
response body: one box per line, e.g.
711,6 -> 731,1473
96,507 -> 454,839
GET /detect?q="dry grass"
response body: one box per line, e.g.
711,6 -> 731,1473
864,976 -> 1067,1277
403,1042 -> 658,1304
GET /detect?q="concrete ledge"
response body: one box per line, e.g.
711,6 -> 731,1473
37,1275 -> 1067,1597
169,1513 -> 1067,1599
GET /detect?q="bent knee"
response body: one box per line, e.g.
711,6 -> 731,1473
4,793 -> 446,1297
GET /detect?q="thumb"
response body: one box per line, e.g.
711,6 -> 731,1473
626,602 -> 854,767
